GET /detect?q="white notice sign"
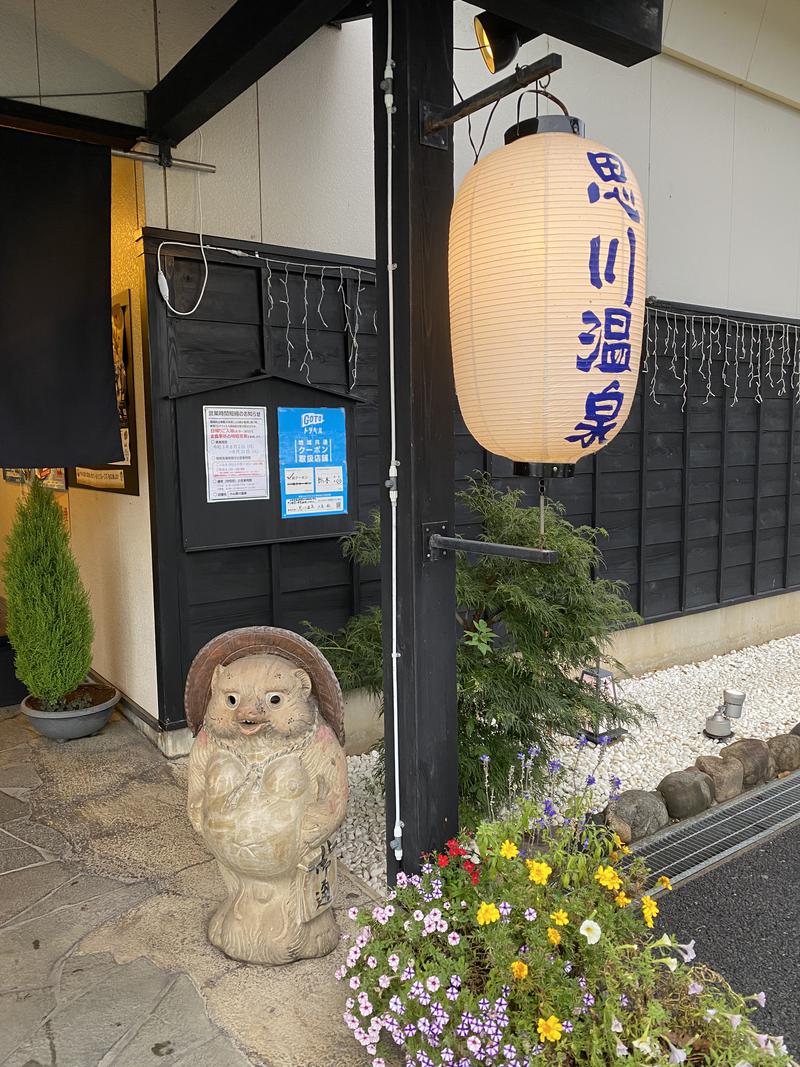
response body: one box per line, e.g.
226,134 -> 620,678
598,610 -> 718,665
203,405 -> 270,503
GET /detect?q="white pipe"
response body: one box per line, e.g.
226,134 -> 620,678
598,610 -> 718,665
383,0 -> 403,865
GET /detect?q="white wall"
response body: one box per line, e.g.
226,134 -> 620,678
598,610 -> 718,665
142,4 -> 376,258
452,3 -> 800,319
67,158 -> 159,715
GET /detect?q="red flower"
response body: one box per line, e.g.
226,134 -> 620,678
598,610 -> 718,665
437,854 -> 450,868
470,869 -> 480,885
446,838 -> 467,858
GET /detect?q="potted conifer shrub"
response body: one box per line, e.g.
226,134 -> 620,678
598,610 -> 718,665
2,476 -> 118,740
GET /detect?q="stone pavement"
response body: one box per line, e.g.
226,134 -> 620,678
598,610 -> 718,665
0,705 -> 378,1067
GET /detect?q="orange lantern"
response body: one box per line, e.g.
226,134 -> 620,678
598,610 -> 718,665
448,116 -> 647,466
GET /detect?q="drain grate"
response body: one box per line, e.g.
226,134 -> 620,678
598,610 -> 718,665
632,769 -> 800,887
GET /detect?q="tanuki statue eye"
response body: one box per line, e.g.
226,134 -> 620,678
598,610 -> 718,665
269,694 -> 281,706
227,693 -> 239,708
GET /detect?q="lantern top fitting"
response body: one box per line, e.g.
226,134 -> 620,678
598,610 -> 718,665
504,114 -> 585,144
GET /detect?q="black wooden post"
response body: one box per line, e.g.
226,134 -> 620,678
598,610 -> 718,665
372,0 -> 459,877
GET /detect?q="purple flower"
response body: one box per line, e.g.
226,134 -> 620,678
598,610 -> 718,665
548,759 -> 562,775
563,961 -> 573,974
687,982 -> 703,996
619,994 -> 630,1009
562,1020 -> 574,1033
577,733 -> 588,748
426,976 -> 441,992
585,774 -> 596,787
583,992 -> 595,1007
467,1036 -> 482,1053
479,754 -> 490,764
543,798 -> 557,818
524,908 -> 537,921
751,991 -> 767,1008
499,901 -> 512,918
389,995 -> 404,1014
409,981 -> 423,999
528,744 -> 541,758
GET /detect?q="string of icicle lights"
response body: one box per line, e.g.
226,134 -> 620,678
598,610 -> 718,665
642,305 -> 800,410
185,243 -> 376,387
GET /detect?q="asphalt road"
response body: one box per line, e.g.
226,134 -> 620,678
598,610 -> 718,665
656,823 -> 800,1053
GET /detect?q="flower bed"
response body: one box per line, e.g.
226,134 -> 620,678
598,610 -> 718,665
338,758 -> 789,1066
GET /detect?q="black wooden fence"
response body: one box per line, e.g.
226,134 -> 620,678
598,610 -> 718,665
140,229 -> 800,729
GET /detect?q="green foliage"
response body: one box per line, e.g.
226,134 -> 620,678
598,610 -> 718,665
341,783 -> 789,1065
307,476 -> 642,817
2,478 -> 93,708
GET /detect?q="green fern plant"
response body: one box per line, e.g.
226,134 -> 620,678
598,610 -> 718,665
2,477 -> 93,709
307,476 -> 642,818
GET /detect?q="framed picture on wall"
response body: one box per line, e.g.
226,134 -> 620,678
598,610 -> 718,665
67,290 -> 139,495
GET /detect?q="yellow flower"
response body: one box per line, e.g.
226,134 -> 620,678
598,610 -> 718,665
609,850 -> 620,863
547,926 -> 561,946
594,865 -> 623,892
657,875 -> 673,891
621,845 -> 632,855
476,901 -> 500,926
614,891 -> 631,908
612,832 -> 623,848
641,895 -> 659,929
510,960 -> 529,980
526,859 -> 552,886
499,839 -> 519,860
550,909 -> 569,926
537,1015 -> 563,1043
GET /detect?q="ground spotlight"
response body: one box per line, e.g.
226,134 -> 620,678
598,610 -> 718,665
704,688 -> 746,741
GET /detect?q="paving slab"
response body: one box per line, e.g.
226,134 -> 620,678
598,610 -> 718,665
0,702 -> 385,1066
4,956 -> 173,1067
0,881 -> 149,994
0,846 -> 43,873
0,791 -> 29,825
110,973 -> 237,1066
0,987 -> 55,1062
0,867 -> 130,930
81,891 -> 241,990
0,763 -> 42,790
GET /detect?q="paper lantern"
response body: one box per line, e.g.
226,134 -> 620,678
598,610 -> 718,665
449,118 -> 647,465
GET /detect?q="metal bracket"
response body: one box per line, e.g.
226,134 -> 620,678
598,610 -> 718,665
420,52 -> 563,149
157,140 -> 173,168
419,101 -> 450,150
423,521 -> 558,565
423,521 -> 450,560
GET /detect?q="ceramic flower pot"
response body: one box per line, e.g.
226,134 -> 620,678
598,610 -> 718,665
21,684 -> 119,742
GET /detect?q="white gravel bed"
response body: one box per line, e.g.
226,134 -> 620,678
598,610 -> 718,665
335,751 -> 387,891
555,633 -> 800,808
335,634 -> 800,888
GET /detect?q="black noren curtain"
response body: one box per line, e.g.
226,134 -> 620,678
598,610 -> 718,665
0,127 -> 122,466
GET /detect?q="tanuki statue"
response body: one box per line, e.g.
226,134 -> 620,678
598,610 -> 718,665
185,627 -> 348,965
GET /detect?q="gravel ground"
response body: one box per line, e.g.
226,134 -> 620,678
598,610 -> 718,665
335,633 -> 800,890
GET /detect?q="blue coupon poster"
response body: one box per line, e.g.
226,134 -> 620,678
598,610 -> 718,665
278,407 -> 348,519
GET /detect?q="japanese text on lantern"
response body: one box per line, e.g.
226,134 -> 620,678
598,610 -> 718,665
566,151 -> 642,450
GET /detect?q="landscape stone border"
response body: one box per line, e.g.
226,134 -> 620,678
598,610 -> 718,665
603,722 -> 800,844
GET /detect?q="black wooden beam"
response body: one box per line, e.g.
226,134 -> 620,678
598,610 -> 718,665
373,0 -> 459,876
147,0 -> 351,145
477,0 -> 662,66
0,96 -> 143,150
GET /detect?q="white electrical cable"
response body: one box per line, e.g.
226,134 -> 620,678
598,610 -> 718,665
384,0 -> 403,865
156,129 -> 210,316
